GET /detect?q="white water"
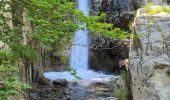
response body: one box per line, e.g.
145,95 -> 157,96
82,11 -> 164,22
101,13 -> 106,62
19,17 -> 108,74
44,0 -> 118,81
71,0 -> 89,71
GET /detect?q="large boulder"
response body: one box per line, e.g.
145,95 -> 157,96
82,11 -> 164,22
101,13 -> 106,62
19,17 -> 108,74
129,9 -> 170,100
53,79 -> 68,87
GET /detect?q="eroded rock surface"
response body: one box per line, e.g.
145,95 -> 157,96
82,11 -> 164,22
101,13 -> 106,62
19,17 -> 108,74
129,9 -> 170,100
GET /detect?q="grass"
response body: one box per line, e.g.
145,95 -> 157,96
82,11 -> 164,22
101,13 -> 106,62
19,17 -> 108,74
114,88 -> 129,100
113,70 -> 129,100
144,2 -> 170,15
120,70 -> 128,80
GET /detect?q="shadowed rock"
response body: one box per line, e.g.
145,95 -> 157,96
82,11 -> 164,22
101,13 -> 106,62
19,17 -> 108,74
53,79 -> 68,87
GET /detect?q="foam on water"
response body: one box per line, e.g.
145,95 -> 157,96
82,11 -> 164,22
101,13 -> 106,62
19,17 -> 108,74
44,70 -> 118,81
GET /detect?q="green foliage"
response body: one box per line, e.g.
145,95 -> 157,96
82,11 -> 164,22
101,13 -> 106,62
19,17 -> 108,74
145,2 -> 170,15
114,87 -> 128,100
0,50 -> 14,64
27,0 -> 78,47
10,43 -> 37,61
66,67 -> 81,79
0,50 -> 31,100
79,13 -> 130,39
113,70 -> 129,100
120,70 -> 128,80
0,65 -> 17,72
0,77 -> 31,100
156,25 -> 162,32
144,2 -> 153,13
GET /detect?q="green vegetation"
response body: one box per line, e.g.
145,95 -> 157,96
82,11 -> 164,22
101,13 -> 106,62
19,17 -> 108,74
114,88 -> 129,100
113,70 -> 129,100
120,70 -> 129,80
0,50 -> 30,100
0,0 -> 130,99
66,67 -> 81,79
144,2 -> 170,15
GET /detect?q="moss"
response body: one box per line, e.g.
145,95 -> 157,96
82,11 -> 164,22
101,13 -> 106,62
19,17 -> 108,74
156,25 -> 162,32
144,3 -> 170,15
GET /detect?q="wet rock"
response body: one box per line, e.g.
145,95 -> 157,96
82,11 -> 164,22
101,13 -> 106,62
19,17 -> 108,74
91,82 -> 107,87
29,93 -> 40,99
38,77 -> 51,85
29,78 -> 119,100
106,97 -> 118,100
53,79 -> 68,87
28,84 -> 69,100
68,79 -> 118,100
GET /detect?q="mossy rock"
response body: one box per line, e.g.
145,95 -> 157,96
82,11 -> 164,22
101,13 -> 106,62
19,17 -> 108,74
154,64 -> 167,70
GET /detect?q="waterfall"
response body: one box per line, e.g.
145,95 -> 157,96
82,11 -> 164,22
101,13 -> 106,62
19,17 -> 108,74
44,0 -> 117,81
70,0 -> 89,71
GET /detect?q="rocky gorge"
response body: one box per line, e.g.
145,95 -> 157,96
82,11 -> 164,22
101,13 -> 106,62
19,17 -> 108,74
1,0 -> 170,100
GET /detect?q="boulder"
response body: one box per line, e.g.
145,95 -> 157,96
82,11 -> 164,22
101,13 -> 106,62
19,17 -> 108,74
53,79 -> 68,87
129,9 -> 170,100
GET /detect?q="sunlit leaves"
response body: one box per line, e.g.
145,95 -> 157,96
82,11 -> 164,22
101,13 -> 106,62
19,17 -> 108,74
0,77 -> 31,100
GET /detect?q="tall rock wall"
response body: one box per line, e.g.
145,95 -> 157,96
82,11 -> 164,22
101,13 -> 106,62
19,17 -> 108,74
129,9 -> 170,100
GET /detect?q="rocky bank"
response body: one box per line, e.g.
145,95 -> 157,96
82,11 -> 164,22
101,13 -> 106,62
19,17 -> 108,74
28,78 -> 119,100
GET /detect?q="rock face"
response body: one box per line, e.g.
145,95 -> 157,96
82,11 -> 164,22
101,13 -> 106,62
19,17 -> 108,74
89,38 -> 129,73
129,9 -> 170,100
129,0 -> 167,9
139,0 -> 167,6
90,0 -> 134,30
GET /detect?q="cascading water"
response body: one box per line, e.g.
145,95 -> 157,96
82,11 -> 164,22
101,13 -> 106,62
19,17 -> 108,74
70,0 -> 89,71
44,0 -> 117,81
